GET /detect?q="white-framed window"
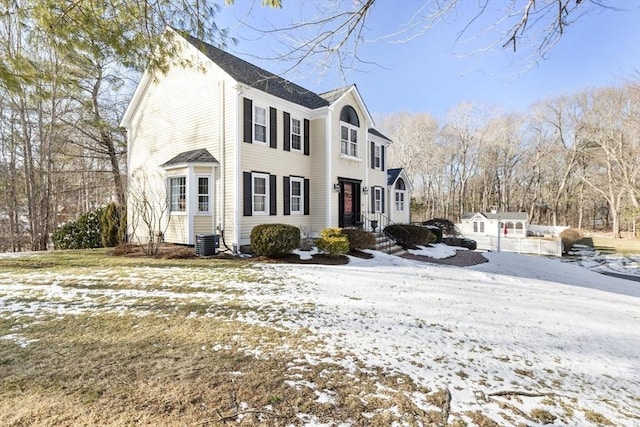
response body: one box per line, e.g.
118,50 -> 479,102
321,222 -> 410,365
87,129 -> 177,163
394,179 -> 406,212
473,221 -> 484,233
374,187 -> 383,213
252,172 -> 269,214
291,117 -> 302,151
340,124 -> 358,157
196,175 -> 210,213
290,177 -> 303,214
254,105 -> 267,144
395,191 -> 405,212
374,145 -> 381,169
168,176 -> 186,213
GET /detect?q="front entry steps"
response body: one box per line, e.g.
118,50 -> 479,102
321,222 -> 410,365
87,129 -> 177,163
374,233 -> 406,256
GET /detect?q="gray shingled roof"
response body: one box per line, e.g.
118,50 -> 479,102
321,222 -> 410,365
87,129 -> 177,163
387,168 -> 403,186
161,148 -> 218,167
462,212 -> 529,220
368,128 -> 393,142
182,33 -> 330,110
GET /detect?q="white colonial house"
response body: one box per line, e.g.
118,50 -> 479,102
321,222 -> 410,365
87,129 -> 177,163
460,212 -> 529,238
121,28 -> 411,252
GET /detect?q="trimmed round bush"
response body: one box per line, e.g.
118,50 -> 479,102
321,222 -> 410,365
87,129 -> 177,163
317,227 -> 349,257
342,228 -> 376,251
384,224 -> 434,249
250,224 -> 300,258
442,237 -> 477,250
560,228 -> 583,254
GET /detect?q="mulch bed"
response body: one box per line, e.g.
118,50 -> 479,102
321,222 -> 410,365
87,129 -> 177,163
401,250 -> 488,267
115,243 -> 484,267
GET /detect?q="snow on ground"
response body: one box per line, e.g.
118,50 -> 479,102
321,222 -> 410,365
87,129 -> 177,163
569,244 -> 640,279
407,243 -> 468,259
1,250 -> 639,425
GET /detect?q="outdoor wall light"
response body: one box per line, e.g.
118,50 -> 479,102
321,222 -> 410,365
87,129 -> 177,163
333,183 -> 341,192
362,186 -> 369,194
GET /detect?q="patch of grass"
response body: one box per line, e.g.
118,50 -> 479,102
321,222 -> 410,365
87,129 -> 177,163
530,408 -> 556,424
581,236 -> 640,256
584,409 -> 614,425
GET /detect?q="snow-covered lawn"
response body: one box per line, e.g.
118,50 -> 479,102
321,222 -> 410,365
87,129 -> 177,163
0,249 -> 638,426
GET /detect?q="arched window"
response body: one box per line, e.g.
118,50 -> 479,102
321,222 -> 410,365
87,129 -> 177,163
340,105 -> 360,157
515,222 -> 524,234
395,178 -> 406,212
340,105 -> 360,127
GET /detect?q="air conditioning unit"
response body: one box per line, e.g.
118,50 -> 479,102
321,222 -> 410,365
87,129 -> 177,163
195,234 -> 219,256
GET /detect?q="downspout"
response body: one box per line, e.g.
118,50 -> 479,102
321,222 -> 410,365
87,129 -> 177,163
325,106 -> 333,228
234,87 -> 242,253
218,80 -> 225,238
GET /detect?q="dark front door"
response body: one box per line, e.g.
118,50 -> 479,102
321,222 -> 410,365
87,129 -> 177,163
338,179 -> 361,227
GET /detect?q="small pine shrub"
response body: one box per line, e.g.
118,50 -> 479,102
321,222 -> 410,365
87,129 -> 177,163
384,224 -> 434,248
317,227 -> 349,257
560,228 -> 583,253
342,228 -> 376,251
52,208 -> 105,250
100,203 -> 126,247
250,224 -> 300,258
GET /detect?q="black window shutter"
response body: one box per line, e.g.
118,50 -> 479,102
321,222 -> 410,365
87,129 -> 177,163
283,176 -> 290,215
269,174 -> 277,215
243,98 -> 252,143
370,141 -> 375,168
381,145 -> 385,171
303,119 -> 310,156
381,188 -> 386,214
269,107 -> 277,149
370,190 -> 375,213
283,112 -> 291,151
243,172 -> 252,216
304,178 -> 310,215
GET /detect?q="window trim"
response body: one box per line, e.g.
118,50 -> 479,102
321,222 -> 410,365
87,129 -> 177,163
252,172 -> 269,215
289,176 -> 304,214
395,190 -> 405,212
374,187 -> 383,213
340,123 -> 358,158
196,174 -> 211,214
253,105 -> 268,144
290,117 -> 302,152
168,176 -> 187,214
374,144 -> 381,169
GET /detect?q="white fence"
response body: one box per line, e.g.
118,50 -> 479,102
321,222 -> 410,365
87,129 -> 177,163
472,236 -> 563,257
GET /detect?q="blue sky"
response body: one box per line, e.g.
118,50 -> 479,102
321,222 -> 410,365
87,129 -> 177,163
213,1 -> 640,119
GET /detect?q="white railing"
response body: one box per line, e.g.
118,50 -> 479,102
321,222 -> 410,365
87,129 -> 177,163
472,236 -> 563,257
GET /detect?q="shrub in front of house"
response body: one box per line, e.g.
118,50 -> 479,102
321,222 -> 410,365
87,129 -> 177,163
422,218 -> 460,237
316,227 -> 349,257
342,228 -> 376,251
442,237 -> 477,251
560,228 -> 583,254
250,224 -> 300,258
384,224 -> 434,249
52,208 -> 105,250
